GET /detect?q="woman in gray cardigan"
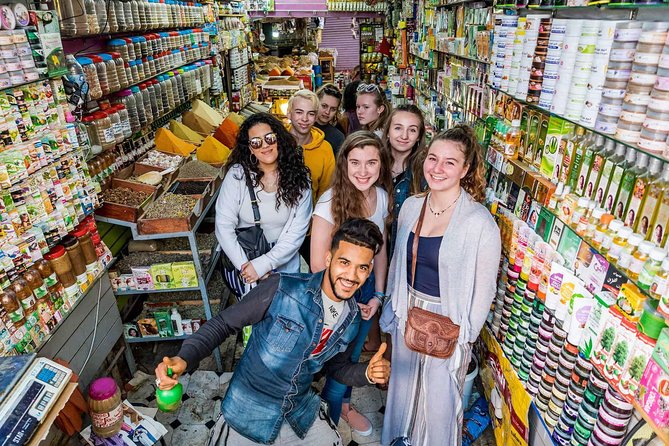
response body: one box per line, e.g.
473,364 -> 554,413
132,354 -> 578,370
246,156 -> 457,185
380,125 -> 501,446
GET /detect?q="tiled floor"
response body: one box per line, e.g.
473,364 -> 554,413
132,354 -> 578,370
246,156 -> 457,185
127,339 -> 496,446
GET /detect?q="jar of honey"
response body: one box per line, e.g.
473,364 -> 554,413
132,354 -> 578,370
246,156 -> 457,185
88,377 -> 123,438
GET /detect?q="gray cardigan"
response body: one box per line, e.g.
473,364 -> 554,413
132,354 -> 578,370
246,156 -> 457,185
380,188 -> 502,344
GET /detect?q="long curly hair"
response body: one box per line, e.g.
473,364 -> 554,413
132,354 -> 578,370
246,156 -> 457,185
381,104 -> 426,194
428,125 -> 486,202
225,113 -> 311,209
330,131 -> 393,232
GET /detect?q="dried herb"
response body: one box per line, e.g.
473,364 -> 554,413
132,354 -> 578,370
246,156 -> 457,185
143,193 -> 197,219
177,160 -> 221,179
102,187 -> 150,207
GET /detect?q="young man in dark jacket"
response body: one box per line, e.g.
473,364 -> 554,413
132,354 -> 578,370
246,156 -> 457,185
156,219 -> 390,445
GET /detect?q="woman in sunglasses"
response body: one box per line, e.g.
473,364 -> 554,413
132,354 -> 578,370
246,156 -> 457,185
311,130 -> 393,436
216,113 -> 312,298
356,83 -> 390,138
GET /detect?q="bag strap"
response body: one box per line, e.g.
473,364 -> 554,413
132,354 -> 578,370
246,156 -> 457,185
411,195 -> 429,289
244,172 -> 261,227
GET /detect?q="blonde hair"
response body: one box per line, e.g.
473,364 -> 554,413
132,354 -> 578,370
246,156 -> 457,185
287,89 -> 320,113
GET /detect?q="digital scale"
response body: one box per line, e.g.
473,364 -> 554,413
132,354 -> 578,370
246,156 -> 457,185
0,355 -> 72,446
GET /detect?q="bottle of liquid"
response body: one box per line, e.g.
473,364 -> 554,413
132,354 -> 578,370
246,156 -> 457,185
574,132 -> 597,196
504,120 -> 522,159
629,240 -> 655,281
25,267 -> 52,325
615,153 -> 648,222
604,146 -> 635,215
574,198 -> 592,236
1,289 -> 24,326
583,135 -> 607,200
628,157 -> 663,232
650,168 -> 669,248
639,247 -> 667,292
592,213 -> 615,250
593,140 -> 621,208
618,233 -> 644,274
607,226 -> 633,264
601,219 -> 624,255
650,257 -> 669,301
171,307 -> 184,336
563,127 -> 587,187
156,368 -> 183,412
636,163 -> 669,240
585,207 -> 605,240
12,277 -> 36,314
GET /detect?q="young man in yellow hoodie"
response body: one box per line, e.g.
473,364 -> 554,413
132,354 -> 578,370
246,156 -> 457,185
287,89 -> 336,204
287,89 -> 336,266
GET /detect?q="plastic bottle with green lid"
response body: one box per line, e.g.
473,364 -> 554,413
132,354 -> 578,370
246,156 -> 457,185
618,233 -> 644,274
156,368 -> 183,412
638,247 -> 667,292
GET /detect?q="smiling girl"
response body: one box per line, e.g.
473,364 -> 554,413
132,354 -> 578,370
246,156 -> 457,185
310,130 -> 393,435
380,125 -> 501,446
356,83 -> 390,137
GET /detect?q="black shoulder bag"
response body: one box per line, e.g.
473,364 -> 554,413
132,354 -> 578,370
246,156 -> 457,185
220,173 -> 272,296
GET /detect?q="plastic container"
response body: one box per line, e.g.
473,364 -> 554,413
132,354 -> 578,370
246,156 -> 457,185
79,56 -> 101,99
88,378 -> 123,438
113,104 -> 132,138
109,52 -> 128,89
99,53 -> 119,94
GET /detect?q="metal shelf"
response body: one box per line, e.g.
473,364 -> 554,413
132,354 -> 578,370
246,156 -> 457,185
434,49 -> 491,65
115,286 -> 201,296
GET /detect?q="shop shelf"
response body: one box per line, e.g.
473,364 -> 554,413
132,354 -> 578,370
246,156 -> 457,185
114,286 -> 201,296
434,49 -> 491,65
495,2 -> 669,10
487,84 -> 669,165
61,24 -> 210,41
435,0 -> 492,7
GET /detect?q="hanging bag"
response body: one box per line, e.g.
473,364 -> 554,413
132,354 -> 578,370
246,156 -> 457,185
403,195 -> 460,359
221,172 -> 272,297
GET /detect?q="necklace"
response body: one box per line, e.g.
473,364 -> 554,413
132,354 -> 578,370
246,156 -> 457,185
428,191 -> 460,216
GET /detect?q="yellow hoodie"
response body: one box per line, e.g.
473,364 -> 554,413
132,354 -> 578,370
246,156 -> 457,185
289,126 -> 335,203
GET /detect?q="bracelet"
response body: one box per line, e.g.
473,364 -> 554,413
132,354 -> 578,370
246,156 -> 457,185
373,291 -> 386,304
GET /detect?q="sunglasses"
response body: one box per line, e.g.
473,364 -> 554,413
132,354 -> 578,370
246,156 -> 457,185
357,83 -> 380,93
249,132 -> 277,150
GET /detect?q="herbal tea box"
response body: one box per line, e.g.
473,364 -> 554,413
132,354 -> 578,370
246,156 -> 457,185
172,261 -> 198,288
150,263 -> 174,290
540,117 -> 575,182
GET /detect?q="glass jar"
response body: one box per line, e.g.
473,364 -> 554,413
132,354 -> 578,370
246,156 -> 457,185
72,226 -> 99,277
95,0 -> 109,33
130,86 -> 147,128
139,83 -> 153,125
82,114 -> 103,155
12,277 -> 36,313
114,104 -> 133,138
93,111 -> 116,149
100,53 -> 120,93
109,52 -> 128,89
90,55 -> 110,96
1,288 -> 24,326
62,234 -> 89,289
84,0 -> 100,35
79,56 -> 102,100
36,258 -> 64,312
117,88 -> 141,133
25,267 -> 52,324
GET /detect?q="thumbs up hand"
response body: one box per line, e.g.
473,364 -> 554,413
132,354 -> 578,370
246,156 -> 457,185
366,342 -> 391,385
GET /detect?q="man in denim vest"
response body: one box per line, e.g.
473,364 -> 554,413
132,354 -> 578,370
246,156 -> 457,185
155,219 -> 390,445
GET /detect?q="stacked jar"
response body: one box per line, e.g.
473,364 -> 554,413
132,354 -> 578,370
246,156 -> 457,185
640,31 -> 669,156
614,22 -> 668,146
587,387 -> 634,446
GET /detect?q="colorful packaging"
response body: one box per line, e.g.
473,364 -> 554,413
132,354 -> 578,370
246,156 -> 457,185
137,318 -> 159,337
637,328 -> 669,428
603,315 -> 637,385
154,311 -> 174,337
172,261 -> 198,288
616,282 -> 647,322
131,267 -> 154,291
619,333 -> 655,401
540,117 -> 575,182
579,291 -> 616,360
150,263 -> 173,290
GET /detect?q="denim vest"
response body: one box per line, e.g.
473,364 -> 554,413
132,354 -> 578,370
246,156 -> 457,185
221,272 -> 361,444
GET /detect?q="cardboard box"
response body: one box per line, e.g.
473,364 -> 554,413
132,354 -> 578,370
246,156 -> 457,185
150,263 -> 173,290
124,323 -> 142,338
137,318 -> 159,337
540,117 -> 575,182
637,328 -> 669,427
172,261 -> 198,288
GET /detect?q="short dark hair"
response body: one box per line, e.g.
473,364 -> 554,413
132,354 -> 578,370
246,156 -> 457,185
330,218 -> 383,255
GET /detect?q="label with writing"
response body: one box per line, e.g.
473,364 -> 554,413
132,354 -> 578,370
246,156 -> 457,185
91,404 -> 123,429
45,272 -> 58,288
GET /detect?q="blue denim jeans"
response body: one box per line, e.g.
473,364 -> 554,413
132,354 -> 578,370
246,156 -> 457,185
321,272 -> 376,423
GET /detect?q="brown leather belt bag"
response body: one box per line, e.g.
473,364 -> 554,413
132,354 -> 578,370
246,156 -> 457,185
404,195 -> 460,359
